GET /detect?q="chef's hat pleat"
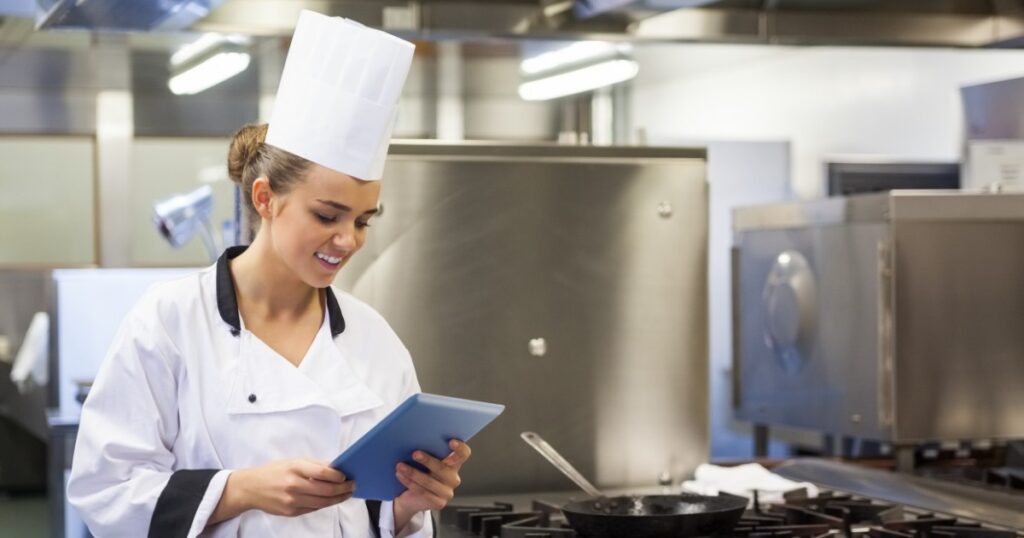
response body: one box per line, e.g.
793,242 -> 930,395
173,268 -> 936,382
266,10 -> 415,181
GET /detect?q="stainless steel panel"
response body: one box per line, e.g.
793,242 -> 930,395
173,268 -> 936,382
734,192 -> 1024,443
0,47 -> 98,134
131,50 -> 259,137
892,222 -> 1024,441
733,191 -> 1024,232
336,143 -> 709,493
734,223 -> 888,440
732,194 -> 889,232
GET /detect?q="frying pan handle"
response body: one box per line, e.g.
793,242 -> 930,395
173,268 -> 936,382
520,431 -> 603,498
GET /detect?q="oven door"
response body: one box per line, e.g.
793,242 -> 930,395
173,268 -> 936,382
733,222 -> 892,440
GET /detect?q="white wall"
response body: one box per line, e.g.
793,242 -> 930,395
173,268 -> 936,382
0,137 -> 95,266
706,141 -> 791,458
129,138 -> 235,266
631,43 -> 1024,198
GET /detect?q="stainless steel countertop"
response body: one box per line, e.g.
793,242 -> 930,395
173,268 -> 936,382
732,191 -> 1024,231
775,459 -> 1024,530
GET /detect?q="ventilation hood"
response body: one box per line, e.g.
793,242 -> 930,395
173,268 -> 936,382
24,0 -> 1024,49
35,0 -> 226,31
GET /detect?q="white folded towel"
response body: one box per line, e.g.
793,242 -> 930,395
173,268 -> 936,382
10,311 -> 49,393
682,463 -> 819,505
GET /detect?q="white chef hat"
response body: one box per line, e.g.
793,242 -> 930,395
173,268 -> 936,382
265,10 -> 414,181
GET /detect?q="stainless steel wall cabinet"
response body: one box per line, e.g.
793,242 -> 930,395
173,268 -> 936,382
733,192 -> 1024,444
336,142 -> 710,494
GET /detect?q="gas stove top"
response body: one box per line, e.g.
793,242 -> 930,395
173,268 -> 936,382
439,460 -> 1024,538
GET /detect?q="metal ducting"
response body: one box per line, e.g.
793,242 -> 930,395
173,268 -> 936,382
10,0 -> 1024,48
185,0 -> 1024,48
35,0 -> 227,31
629,0 -> 1024,48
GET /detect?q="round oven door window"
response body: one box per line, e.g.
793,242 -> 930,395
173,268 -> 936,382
761,249 -> 817,374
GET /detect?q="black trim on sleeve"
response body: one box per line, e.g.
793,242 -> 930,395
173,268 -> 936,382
149,469 -> 220,538
366,500 -> 382,538
215,245 -> 346,337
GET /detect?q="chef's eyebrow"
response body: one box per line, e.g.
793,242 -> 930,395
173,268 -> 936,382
316,199 -> 379,215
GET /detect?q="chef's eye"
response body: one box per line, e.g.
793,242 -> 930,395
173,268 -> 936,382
314,212 -> 337,224
356,219 -> 372,229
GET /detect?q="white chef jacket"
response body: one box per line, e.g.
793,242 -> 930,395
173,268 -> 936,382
68,246 -> 433,538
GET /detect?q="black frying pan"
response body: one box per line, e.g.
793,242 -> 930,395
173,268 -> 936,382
521,432 -> 747,537
561,493 -> 747,537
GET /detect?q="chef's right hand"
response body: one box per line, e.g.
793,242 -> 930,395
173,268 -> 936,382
213,459 -> 355,522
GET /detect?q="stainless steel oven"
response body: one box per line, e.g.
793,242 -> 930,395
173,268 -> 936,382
732,192 -> 1024,458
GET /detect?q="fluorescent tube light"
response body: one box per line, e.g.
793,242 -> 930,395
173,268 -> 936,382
168,33 -> 251,95
518,59 -> 639,101
521,41 -> 628,75
169,51 -> 251,95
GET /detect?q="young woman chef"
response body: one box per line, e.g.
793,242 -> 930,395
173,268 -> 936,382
67,11 -> 467,538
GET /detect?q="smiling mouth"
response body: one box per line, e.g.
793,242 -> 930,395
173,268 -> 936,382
315,252 -> 342,266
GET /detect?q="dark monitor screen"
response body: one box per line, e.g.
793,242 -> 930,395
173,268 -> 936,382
827,162 -> 960,197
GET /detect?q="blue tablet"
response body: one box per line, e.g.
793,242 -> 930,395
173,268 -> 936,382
330,392 -> 505,500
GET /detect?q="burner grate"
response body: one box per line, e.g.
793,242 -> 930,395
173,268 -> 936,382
439,491 -> 1023,538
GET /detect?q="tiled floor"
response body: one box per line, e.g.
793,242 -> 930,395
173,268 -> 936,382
0,495 -> 48,537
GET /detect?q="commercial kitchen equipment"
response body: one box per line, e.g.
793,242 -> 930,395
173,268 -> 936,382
0,271 -> 51,494
732,191 -> 1024,470
334,142 -> 710,495
520,431 -> 746,538
825,161 -> 959,196
152,184 -> 220,261
437,459 -> 1024,536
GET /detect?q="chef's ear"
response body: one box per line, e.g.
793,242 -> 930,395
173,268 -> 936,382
251,176 -> 274,220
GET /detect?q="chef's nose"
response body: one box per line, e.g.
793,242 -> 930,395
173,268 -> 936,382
333,225 -> 357,250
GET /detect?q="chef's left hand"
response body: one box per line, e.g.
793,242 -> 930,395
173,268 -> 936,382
393,439 -> 471,526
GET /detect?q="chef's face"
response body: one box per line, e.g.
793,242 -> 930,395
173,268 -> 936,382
268,164 -> 381,288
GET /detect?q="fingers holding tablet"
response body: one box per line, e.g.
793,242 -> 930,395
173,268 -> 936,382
442,439 -> 472,468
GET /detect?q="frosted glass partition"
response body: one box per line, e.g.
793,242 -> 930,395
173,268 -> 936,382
130,137 -> 236,266
0,136 -> 96,267
53,267 -> 197,416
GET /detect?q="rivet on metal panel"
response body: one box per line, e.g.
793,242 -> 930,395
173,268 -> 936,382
657,201 -> 673,218
528,338 -> 547,357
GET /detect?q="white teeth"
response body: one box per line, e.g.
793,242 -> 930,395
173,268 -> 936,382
316,252 -> 342,264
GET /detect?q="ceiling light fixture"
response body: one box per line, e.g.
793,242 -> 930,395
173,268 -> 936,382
168,33 -> 251,96
519,58 -> 639,101
518,41 -> 638,101
521,41 -> 624,75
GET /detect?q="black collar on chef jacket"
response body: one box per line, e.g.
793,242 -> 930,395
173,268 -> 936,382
215,245 -> 346,337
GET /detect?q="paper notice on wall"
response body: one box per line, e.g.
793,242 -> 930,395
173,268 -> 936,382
966,140 -> 1024,192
